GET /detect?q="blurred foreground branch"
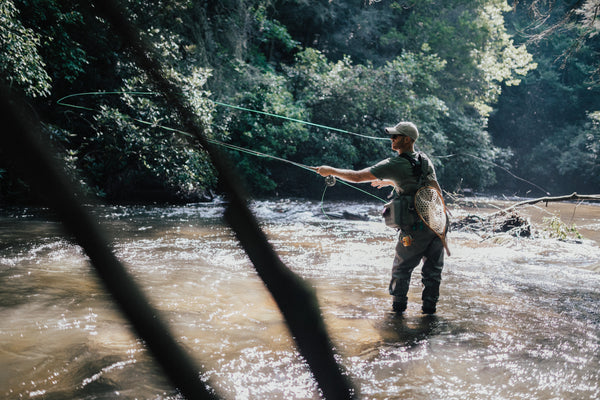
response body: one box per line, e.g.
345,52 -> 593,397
85,0 -> 356,399
0,86 -> 220,399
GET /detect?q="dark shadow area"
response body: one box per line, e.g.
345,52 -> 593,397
376,312 -> 442,346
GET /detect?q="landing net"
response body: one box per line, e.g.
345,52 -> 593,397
415,186 -> 451,256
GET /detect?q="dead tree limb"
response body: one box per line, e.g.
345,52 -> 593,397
501,192 -> 600,212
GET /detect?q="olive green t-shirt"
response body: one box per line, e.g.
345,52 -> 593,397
369,151 -> 437,195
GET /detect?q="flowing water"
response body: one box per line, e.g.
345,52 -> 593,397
1,198 -> 599,400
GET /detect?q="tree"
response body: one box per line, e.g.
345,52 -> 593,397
519,0 -> 600,82
488,0 -> 600,194
4,0 -> 594,202
2,0 -> 225,202
0,0 -> 51,97
262,0 -> 537,194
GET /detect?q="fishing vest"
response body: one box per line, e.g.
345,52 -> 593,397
382,152 -> 426,229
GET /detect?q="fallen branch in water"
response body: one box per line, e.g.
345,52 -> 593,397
451,210 -> 532,238
501,192 -> 600,212
450,192 -> 599,241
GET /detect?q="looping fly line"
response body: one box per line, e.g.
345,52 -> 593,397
57,91 -> 388,141
56,91 -> 388,203
211,100 -> 389,141
57,91 -> 550,201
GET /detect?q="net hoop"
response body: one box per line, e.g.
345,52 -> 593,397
415,186 -> 451,256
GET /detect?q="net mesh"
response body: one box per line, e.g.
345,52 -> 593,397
415,186 -> 447,236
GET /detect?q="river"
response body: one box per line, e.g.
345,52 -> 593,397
1,198 -> 599,399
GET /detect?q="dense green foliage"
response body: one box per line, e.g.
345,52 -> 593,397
1,0 -> 598,203
0,0 -> 51,97
489,0 -> 600,194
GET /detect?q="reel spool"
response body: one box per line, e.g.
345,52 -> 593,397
325,175 -> 337,187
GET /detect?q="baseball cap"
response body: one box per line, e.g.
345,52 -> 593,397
384,121 -> 419,141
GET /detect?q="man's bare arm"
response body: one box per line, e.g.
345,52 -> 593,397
316,166 -> 377,183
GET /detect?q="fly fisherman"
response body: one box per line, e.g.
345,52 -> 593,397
316,121 -> 445,314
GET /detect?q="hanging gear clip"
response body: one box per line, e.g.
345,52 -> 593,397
401,234 -> 414,247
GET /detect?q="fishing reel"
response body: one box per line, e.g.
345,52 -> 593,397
325,175 -> 337,187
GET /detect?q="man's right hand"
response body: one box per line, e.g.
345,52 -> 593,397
316,166 -> 335,177
371,180 -> 394,189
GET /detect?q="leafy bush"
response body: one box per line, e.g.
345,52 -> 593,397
543,216 -> 583,241
75,70 -> 217,202
0,0 -> 51,97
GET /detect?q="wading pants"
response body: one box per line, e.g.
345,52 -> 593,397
389,225 -> 445,309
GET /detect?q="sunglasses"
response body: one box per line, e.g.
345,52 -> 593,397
390,134 -> 405,140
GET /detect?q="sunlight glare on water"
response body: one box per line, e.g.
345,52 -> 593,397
1,199 -> 599,399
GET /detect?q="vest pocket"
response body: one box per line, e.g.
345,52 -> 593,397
383,195 -> 417,229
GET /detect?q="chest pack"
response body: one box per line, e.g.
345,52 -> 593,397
382,152 -> 426,229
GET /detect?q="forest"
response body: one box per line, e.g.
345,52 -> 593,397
1,0 -> 599,204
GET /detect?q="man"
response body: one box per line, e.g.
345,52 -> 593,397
316,121 -> 445,314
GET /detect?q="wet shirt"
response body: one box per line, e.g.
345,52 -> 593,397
370,151 -> 437,195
